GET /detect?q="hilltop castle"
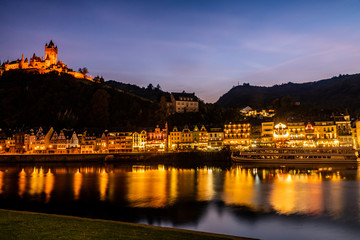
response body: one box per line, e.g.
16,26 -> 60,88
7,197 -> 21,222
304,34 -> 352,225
0,40 -> 93,81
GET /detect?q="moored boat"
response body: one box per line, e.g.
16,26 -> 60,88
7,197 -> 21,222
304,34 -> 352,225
231,147 -> 359,164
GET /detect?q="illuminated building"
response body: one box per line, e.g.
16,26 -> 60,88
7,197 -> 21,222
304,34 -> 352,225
80,130 -> 100,154
169,92 -> 199,113
106,132 -> 133,153
192,125 -> 208,150
250,123 -> 261,146
223,122 -> 251,147
314,120 -> 338,147
261,121 -> 274,146
241,106 -> 275,118
147,124 -> 167,151
169,126 -> 181,150
287,122 -> 305,147
0,40 -> 93,81
208,128 -> 224,150
288,122 -> 305,140
334,115 -> 353,147
273,123 -> 290,144
305,122 -> 315,140
32,127 -> 53,153
14,132 -> 25,153
132,130 -> 147,151
354,120 -> 360,149
49,130 -> 66,153
180,125 -> 194,149
0,129 -> 7,153
49,129 -> 79,154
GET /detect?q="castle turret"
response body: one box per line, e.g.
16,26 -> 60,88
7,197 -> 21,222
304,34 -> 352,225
45,40 -> 58,66
20,54 -> 24,69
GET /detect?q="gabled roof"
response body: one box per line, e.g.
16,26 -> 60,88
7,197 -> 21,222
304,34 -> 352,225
63,130 -> 76,140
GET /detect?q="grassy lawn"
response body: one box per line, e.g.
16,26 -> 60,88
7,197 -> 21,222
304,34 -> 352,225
0,209 -> 253,240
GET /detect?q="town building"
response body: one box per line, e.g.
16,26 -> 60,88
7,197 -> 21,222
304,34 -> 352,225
168,126 -> 182,150
314,120 -> 338,147
208,128 -> 224,150
170,92 -> 199,113
180,125 -> 194,149
133,130 -> 147,151
334,115 -> 353,147
223,122 -> 251,147
193,125 -> 208,150
106,132 -> 133,153
147,125 -> 167,151
261,121 -> 274,146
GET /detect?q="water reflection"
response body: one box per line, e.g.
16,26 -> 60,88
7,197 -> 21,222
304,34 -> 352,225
0,170 -> 3,194
0,163 -> 359,239
127,165 -> 168,207
18,169 -> 26,197
73,169 -> 82,200
99,169 -> 109,201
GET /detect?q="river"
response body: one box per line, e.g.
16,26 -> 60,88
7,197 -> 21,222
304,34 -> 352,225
0,162 -> 360,239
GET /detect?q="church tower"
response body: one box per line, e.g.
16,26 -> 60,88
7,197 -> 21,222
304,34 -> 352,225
45,40 -> 58,65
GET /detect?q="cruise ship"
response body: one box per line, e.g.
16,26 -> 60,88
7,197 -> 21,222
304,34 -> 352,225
231,147 -> 359,164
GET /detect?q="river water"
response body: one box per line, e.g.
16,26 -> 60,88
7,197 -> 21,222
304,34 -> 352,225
0,162 -> 360,239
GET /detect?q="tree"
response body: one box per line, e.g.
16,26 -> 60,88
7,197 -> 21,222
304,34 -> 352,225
78,67 -> 88,75
147,83 -> 154,90
82,67 -> 88,75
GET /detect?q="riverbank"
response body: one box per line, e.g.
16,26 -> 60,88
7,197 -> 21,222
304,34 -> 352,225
0,209 -> 254,240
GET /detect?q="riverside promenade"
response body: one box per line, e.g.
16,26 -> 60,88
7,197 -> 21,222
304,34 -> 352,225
0,151 -> 231,163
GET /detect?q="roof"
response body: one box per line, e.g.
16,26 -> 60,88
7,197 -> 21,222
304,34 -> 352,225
47,40 -> 55,47
63,130 -> 76,139
171,92 -> 199,101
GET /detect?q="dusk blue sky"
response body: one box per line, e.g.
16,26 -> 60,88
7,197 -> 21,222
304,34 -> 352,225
1,0 -> 360,102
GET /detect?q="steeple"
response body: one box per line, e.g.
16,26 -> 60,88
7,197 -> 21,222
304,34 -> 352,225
48,40 -> 54,47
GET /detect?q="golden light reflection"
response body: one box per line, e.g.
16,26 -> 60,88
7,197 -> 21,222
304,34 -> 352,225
127,168 -> 168,208
197,168 -> 214,201
44,169 -> 54,203
169,168 -> 178,205
29,167 -> 45,196
99,169 -> 109,201
73,169 -> 82,200
223,166 -> 255,206
107,172 -> 115,202
270,173 -> 297,214
18,168 -> 27,197
0,170 -> 3,194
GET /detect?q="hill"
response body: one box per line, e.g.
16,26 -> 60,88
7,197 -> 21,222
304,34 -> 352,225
105,80 -> 170,102
0,71 -> 164,129
216,74 -> 360,116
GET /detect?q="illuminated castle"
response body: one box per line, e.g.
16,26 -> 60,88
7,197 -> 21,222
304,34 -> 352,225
1,40 -> 93,81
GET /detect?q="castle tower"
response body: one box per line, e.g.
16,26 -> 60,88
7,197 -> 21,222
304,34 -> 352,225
20,54 -> 24,69
45,40 -> 58,66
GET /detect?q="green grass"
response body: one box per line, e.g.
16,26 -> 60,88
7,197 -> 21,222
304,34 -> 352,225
0,209 -> 253,240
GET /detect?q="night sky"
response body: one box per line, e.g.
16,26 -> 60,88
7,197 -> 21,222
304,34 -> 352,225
1,0 -> 360,102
